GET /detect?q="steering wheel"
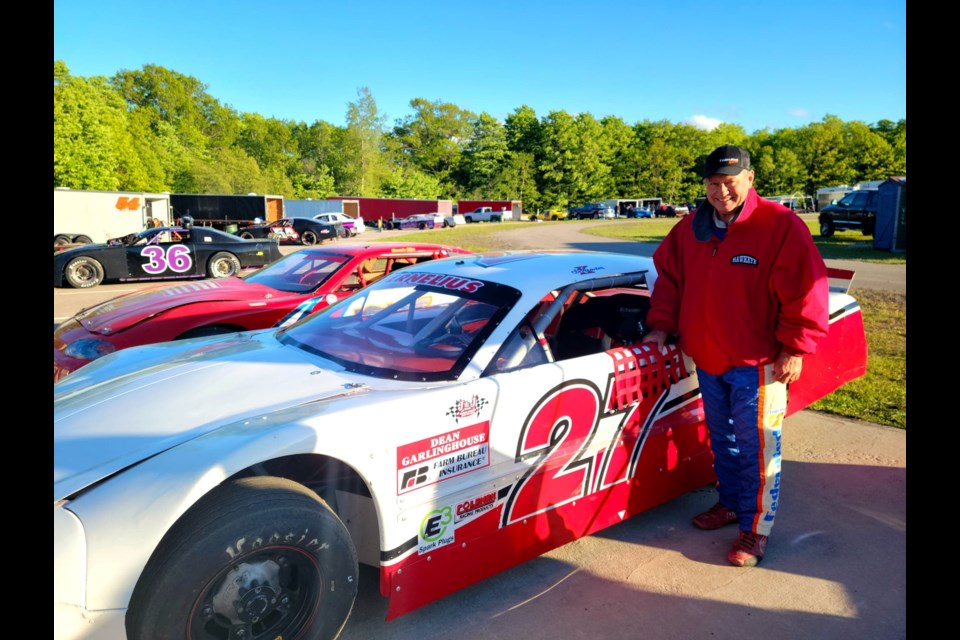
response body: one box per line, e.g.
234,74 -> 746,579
413,316 -> 472,355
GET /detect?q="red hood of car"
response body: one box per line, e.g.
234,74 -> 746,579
77,278 -> 289,334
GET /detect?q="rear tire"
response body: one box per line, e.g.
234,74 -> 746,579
207,252 -> 241,278
64,256 -> 105,288
301,230 -> 319,245
126,476 -> 358,640
239,231 -> 255,240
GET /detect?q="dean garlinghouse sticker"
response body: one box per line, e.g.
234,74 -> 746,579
397,422 -> 490,494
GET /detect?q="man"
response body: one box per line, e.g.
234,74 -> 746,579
641,145 -> 829,567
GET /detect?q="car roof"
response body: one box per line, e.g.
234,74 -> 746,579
391,250 -> 656,294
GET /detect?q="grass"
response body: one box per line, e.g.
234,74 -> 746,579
808,288 -> 906,429
578,218 -> 907,264
366,218 -> 906,429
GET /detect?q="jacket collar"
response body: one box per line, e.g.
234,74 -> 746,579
691,188 -> 759,241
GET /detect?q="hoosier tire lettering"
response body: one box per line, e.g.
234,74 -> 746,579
126,476 -> 358,640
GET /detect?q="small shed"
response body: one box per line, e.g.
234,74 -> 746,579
873,177 -> 906,252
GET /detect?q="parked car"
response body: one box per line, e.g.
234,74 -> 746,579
529,209 -> 568,221
622,205 -> 653,219
53,225 -> 283,289
818,189 -> 879,237
236,219 -> 299,242
53,242 -> 472,380
461,206 -> 504,223
314,212 -> 366,236
568,203 -> 615,220
400,212 -> 445,230
239,217 -> 346,245
444,213 -> 466,227
54,251 -> 867,639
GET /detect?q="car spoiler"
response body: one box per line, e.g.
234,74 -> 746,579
827,267 -> 856,294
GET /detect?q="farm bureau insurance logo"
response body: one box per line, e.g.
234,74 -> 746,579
397,422 -> 490,495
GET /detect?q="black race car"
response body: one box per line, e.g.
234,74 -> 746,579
53,226 -> 283,288
237,217 -> 346,245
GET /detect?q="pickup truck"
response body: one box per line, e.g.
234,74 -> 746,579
568,203 -> 615,220
462,207 -> 505,223
818,189 -> 879,237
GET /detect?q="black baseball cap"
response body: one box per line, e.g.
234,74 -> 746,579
703,145 -> 751,178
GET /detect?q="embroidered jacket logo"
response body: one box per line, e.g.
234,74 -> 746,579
730,254 -> 758,266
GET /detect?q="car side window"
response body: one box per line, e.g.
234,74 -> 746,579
485,319 -> 550,375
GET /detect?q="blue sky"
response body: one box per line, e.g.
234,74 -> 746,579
54,0 -> 906,134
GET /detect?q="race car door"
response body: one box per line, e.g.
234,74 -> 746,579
124,230 -> 203,280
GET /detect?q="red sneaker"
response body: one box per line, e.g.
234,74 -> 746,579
692,502 -> 738,530
727,531 -> 768,567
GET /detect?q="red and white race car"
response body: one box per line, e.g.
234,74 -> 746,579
53,251 -> 867,639
54,243 -> 471,381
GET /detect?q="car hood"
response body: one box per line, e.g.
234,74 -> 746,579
77,278 -> 285,333
53,332 -> 364,501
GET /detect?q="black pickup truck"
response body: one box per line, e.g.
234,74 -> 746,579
818,189 -> 879,237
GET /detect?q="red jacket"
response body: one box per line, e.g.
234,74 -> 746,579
646,189 -> 829,376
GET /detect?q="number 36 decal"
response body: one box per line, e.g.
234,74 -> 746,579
140,245 -> 194,274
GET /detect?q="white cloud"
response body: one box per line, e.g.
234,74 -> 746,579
686,115 -> 723,131
788,107 -> 809,118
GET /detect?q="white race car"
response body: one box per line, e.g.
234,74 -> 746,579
54,251 -> 867,640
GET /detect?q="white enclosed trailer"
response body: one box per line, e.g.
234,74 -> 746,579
54,189 -> 172,247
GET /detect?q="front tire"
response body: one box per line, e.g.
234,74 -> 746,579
239,231 -> 256,240
126,477 -> 358,640
64,256 -> 105,288
207,252 -> 242,278
819,218 -> 836,238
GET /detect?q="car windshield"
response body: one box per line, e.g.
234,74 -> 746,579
243,250 -> 351,293
279,270 -> 521,381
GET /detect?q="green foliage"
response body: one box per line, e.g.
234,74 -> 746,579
53,61 -> 906,212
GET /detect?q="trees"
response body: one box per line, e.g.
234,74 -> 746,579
53,62 -> 906,208
459,113 -> 509,197
54,63 -> 150,191
389,98 -> 476,195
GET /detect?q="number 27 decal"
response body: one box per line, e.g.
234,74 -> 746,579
140,245 -> 193,274
501,380 -> 665,527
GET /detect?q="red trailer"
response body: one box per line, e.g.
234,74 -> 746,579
324,197 -> 453,227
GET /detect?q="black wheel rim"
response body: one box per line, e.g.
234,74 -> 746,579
188,546 -> 322,640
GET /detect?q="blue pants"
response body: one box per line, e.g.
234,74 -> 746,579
697,364 -> 787,536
